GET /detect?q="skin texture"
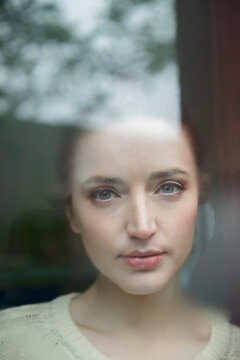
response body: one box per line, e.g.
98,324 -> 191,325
66,122 -> 210,359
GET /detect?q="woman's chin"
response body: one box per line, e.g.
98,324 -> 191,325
98,266 -> 179,297
117,276 -> 173,296
122,287 -> 162,296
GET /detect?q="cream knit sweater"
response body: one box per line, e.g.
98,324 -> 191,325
0,293 -> 239,360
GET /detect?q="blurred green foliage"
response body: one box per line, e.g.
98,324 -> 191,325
0,0 -> 176,123
0,0 -> 76,120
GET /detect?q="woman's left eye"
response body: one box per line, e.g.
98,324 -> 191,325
157,182 -> 184,195
91,189 -> 117,202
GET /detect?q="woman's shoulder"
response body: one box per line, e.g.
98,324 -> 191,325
0,292 -> 75,324
0,300 -> 51,358
0,300 -> 52,340
228,323 -> 240,358
0,293 -> 76,359
0,299 -> 51,327
192,304 -> 240,359
212,316 -> 240,359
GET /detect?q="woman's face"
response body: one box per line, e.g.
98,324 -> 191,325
68,121 -> 199,295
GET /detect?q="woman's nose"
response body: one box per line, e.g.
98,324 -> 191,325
126,195 -> 157,240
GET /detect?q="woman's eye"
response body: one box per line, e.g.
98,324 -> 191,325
91,189 -> 116,201
157,182 -> 184,195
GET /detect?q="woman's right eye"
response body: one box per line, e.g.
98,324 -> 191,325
90,189 -> 117,202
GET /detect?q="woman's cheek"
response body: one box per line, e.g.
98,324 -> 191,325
165,201 -> 198,252
79,213 -> 114,250
81,211 -> 114,238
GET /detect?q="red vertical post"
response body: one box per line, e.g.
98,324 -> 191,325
211,0 -> 240,325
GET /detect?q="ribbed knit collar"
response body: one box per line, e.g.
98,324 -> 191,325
50,293 -> 231,360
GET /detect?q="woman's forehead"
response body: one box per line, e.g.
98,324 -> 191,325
71,122 -> 196,182
103,117 -> 180,139
76,130 -> 181,156
75,117 -> 181,152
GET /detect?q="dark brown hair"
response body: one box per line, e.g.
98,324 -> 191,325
181,110 -> 210,201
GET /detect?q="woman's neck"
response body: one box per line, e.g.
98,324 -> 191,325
74,274 -> 191,336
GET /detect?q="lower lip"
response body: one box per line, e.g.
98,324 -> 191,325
122,254 -> 164,269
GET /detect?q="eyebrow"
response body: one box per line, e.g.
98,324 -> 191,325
82,169 -> 188,187
149,168 -> 189,180
82,176 -> 124,186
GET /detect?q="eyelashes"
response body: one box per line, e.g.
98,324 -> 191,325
89,181 -> 186,204
155,181 -> 185,196
90,188 -> 118,202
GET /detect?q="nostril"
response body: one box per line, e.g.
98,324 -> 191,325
127,221 -> 157,240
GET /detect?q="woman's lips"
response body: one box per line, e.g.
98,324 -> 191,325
121,250 -> 165,269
